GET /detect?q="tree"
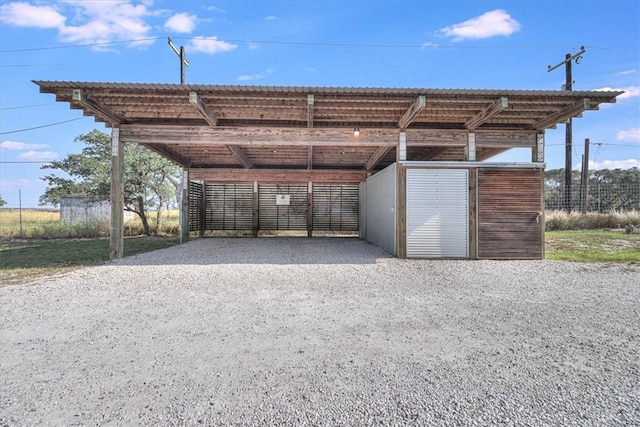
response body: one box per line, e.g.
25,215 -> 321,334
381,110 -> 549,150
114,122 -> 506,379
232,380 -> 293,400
40,129 -> 181,235
0,195 -> 6,207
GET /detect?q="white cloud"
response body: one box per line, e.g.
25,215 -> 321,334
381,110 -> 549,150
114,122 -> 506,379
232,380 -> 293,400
265,15 -> 276,21
592,85 -> 640,100
439,9 -> 521,41
188,36 -> 237,54
421,42 -> 439,49
0,2 -> 66,28
165,12 -> 196,33
590,159 -> 639,170
237,67 -> 275,82
17,150 -> 58,162
58,1 -> 153,48
615,69 -> 636,76
617,128 -> 640,142
1,141 -> 50,151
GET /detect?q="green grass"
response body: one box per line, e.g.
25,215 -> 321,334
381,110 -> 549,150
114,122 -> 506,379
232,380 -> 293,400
0,236 -> 179,285
545,230 -> 640,263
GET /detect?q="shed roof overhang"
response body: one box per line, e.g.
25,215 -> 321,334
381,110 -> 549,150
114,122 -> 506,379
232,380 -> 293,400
34,81 -> 621,183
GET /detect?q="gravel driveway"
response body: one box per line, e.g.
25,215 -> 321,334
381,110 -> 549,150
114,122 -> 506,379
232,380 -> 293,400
1,237 -> 639,426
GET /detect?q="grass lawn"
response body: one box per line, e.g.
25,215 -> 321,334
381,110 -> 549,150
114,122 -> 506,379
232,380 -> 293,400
0,236 -> 179,285
545,230 -> 640,263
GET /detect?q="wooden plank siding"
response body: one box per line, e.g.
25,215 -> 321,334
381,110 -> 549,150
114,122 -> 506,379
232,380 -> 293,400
477,169 -> 543,259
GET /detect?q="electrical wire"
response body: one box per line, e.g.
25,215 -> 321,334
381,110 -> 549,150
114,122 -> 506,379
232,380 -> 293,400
0,117 -> 87,135
0,103 -> 56,111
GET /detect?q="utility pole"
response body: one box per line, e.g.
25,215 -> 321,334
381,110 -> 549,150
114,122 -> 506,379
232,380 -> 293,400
168,37 -> 189,84
580,138 -> 590,213
548,46 -> 586,212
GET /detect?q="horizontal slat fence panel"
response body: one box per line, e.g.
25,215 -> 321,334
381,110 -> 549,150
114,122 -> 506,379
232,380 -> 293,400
312,185 -> 359,231
205,183 -> 254,230
478,169 -> 542,259
259,184 -> 308,230
188,181 -> 203,232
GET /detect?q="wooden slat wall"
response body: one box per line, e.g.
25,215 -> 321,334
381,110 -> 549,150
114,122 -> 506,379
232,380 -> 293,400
312,185 -> 359,231
477,169 -> 543,259
204,183 -> 254,230
188,181 -> 203,232
259,184 -> 308,230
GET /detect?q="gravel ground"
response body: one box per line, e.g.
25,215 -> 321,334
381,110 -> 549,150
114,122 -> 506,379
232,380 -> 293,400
1,237 -> 639,426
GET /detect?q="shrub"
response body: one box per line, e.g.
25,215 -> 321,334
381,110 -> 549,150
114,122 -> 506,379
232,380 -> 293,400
545,210 -> 640,231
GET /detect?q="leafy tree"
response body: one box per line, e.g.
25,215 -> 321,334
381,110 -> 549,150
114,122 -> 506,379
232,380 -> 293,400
40,129 -> 181,235
0,195 -> 6,207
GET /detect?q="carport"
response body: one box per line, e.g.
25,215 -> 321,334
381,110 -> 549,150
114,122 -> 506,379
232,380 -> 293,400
34,81 -> 620,259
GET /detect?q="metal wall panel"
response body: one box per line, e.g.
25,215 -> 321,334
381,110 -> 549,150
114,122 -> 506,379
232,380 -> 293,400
259,184 -> 308,230
365,163 -> 397,255
359,182 -> 367,239
406,169 -> 469,258
188,181 -> 203,232
204,183 -> 254,230
312,184 -> 359,231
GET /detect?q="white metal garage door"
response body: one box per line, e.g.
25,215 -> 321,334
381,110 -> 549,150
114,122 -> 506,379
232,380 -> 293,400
406,169 -> 469,258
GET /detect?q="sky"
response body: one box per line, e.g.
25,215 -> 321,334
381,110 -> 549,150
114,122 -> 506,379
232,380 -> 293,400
1,0 -> 638,208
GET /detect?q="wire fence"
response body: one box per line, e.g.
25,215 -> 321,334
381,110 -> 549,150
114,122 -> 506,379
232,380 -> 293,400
545,183 -> 640,212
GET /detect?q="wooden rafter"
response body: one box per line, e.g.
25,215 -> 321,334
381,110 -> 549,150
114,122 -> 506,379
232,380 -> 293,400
465,97 -> 508,130
534,98 -> 593,130
72,89 -> 125,125
189,92 -> 217,126
397,95 -> 426,129
365,146 -> 393,171
227,145 -> 253,169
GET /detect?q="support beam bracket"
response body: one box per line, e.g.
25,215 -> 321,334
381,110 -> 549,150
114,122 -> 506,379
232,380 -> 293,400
189,92 -> 217,126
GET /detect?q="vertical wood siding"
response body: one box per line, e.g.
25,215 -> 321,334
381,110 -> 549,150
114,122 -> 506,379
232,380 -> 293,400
259,184 -> 308,230
478,169 -> 543,259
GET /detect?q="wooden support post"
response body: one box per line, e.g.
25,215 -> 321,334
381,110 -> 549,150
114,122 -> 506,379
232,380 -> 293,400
109,128 -> 124,260
307,182 -> 313,237
395,164 -> 407,258
465,133 -> 476,161
468,169 -> 477,259
533,133 -> 545,162
253,181 -> 259,237
180,169 -> 189,244
397,132 -> 407,161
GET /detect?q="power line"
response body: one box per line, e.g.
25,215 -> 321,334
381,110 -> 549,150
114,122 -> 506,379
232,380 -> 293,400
0,117 -> 87,135
0,103 -> 57,111
0,36 -> 626,54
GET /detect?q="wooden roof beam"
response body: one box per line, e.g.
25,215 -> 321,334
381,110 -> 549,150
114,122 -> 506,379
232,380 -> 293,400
534,98 -> 594,130
307,94 -> 314,128
227,145 -> 253,169
465,97 -> 508,130
365,146 -> 393,171
72,89 -> 125,125
190,168 -> 367,184
189,92 -> 217,126
397,95 -> 426,129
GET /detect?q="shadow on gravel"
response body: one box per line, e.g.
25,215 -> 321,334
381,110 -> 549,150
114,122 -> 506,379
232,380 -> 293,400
115,236 -> 394,266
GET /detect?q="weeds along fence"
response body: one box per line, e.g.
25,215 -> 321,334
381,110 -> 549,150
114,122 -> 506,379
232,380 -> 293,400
545,183 -> 640,212
0,208 -> 180,239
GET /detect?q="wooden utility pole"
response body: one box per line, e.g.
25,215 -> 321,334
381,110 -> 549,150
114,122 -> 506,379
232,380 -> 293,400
548,46 -> 586,212
168,37 -> 189,84
580,138 -> 591,213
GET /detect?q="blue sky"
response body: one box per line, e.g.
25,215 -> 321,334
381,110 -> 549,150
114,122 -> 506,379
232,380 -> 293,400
1,0 -> 638,207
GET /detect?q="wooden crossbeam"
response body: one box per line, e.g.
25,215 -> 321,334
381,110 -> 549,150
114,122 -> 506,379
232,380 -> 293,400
189,168 -> 367,183
365,146 -> 393,171
397,95 -> 426,129
534,98 -> 593,130
307,94 -> 314,128
465,97 -> 508,130
72,89 -> 125,125
189,92 -> 217,126
227,145 -> 253,169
